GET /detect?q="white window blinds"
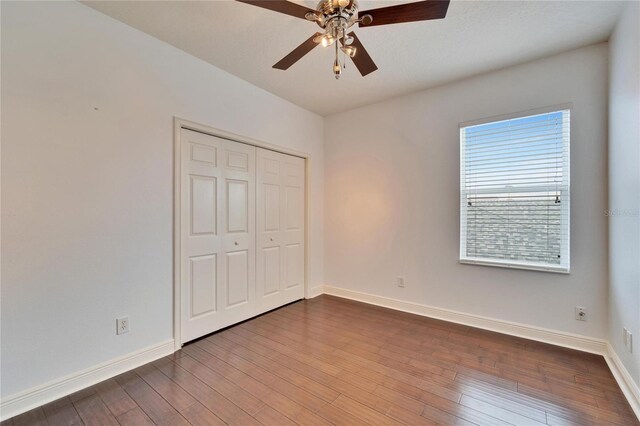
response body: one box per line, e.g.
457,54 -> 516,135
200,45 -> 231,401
460,109 -> 570,272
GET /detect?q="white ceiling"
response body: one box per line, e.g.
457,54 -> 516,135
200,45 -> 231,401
85,0 -> 624,116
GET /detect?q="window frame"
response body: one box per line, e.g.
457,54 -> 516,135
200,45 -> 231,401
459,105 -> 571,274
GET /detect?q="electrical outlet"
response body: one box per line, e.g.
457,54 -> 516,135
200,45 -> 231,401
397,277 -> 405,288
623,328 -> 633,353
575,306 -> 587,321
116,317 -> 129,335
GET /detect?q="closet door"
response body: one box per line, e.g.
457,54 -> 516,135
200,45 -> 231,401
218,138 -> 256,329
256,148 -> 305,312
180,129 -> 255,344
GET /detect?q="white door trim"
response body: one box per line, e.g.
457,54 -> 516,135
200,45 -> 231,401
173,117 -> 311,350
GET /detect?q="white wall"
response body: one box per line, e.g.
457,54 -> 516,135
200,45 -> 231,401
608,1 -> 640,385
324,43 -> 609,339
0,1 -> 323,399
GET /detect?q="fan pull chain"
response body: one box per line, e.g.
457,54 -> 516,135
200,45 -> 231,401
342,36 -> 347,69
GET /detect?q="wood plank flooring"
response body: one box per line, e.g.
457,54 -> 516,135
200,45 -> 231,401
4,295 -> 638,425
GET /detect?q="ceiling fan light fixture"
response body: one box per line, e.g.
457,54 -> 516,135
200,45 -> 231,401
341,45 -> 357,58
360,14 -> 373,26
305,11 -> 319,21
321,33 -> 336,47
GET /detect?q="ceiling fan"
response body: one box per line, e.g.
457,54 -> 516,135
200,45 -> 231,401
237,0 -> 450,79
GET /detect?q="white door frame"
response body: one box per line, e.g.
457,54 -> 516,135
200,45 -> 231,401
173,117 -> 311,351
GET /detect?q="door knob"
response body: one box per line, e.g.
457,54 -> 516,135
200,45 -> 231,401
234,241 -> 239,246
270,238 -> 274,242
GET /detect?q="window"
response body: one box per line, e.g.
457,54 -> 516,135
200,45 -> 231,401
460,109 -> 570,272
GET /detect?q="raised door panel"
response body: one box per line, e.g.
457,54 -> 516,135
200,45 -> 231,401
283,159 -> 304,243
264,184 -> 280,232
226,179 -> 248,234
264,157 -> 280,177
284,244 -> 303,289
189,254 -> 217,317
226,250 -> 249,307
285,186 -> 302,232
283,160 -> 304,186
191,143 -> 217,165
226,150 -> 249,171
190,176 -> 217,235
263,247 -> 281,295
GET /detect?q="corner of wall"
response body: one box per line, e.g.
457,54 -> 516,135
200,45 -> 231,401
605,343 -> 640,419
607,0 -> 640,405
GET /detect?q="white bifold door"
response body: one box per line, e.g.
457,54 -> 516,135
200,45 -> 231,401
179,129 -> 304,344
256,148 -> 305,312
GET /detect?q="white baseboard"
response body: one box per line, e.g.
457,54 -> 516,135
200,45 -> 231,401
323,286 -> 607,354
605,343 -> 640,420
0,339 -> 174,421
306,286 -> 324,299
322,285 -> 640,421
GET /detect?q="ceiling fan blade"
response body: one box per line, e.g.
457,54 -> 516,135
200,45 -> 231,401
236,0 -> 318,20
344,32 -> 378,76
359,0 -> 450,27
273,32 -> 322,70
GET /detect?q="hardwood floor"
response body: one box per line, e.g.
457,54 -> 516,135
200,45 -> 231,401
4,295 -> 638,425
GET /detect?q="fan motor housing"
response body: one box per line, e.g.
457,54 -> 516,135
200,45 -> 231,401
314,0 -> 359,28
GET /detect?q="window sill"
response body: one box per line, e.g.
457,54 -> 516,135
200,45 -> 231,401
460,258 -> 570,274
